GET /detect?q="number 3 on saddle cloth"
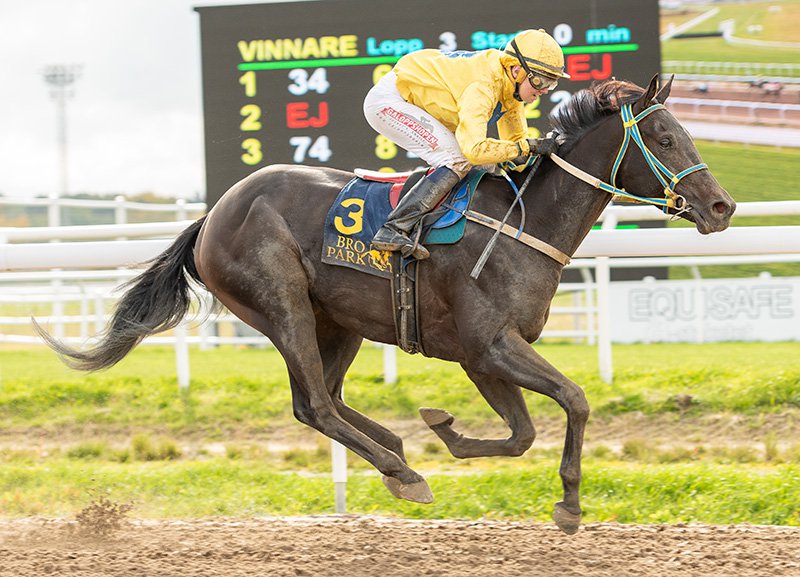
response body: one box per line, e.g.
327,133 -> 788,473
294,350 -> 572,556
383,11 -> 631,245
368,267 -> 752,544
321,168 -> 486,278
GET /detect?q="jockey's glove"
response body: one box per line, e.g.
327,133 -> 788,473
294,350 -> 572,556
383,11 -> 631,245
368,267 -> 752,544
526,136 -> 558,156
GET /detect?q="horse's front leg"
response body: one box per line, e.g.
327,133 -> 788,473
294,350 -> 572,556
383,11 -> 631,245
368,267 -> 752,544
469,329 -> 589,535
420,366 -> 535,458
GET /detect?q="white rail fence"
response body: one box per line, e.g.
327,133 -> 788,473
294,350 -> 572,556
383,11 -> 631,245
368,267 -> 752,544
2,201 -> 799,382
0,195 -> 205,228
667,97 -> 800,126
662,60 -> 800,84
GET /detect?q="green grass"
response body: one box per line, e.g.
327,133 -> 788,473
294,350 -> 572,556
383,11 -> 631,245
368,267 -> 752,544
697,142 -> 800,208
662,0 -> 800,63
1,343 -> 799,431
664,37 -> 799,65
0,458 -> 796,525
668,142 -> 800,278
1,344 -> 799,524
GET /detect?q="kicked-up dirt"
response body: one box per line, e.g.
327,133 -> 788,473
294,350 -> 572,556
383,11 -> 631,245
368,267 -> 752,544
1,516 -> 798,577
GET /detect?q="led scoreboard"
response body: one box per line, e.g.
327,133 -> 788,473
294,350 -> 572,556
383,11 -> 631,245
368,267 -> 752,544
196,0 -> 660,206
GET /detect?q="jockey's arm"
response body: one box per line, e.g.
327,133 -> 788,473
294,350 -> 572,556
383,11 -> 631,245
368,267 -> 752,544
495,103 -> 538,171
496,103 -> 528,147
455,82 -> 530,166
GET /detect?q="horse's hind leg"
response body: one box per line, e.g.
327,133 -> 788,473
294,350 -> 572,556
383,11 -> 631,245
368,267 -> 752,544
420,367 -> 535,458
204,216 -> 429,501
313,316 -> 407,461
225,294 -> 430,502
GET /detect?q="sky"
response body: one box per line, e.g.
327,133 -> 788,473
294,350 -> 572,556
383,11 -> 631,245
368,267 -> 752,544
0,0 -> 288,200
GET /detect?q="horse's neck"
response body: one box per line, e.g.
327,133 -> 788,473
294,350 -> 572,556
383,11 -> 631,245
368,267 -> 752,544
527,125 -> 618,258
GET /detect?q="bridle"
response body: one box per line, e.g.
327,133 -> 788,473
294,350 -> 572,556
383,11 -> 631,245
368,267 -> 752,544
549,102 -> 709,217
468,101 -> 712,274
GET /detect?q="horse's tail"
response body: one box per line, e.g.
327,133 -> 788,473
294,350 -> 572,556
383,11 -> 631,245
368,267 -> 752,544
33,216 -> 208,372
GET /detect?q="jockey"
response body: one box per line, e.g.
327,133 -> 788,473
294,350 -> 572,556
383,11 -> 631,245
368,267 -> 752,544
364,29 -> 569,260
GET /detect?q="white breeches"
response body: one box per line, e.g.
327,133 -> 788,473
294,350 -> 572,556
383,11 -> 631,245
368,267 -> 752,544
363,71 -> 472,177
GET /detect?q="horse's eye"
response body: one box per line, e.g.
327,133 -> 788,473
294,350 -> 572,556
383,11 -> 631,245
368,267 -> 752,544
659,137 -> 672,149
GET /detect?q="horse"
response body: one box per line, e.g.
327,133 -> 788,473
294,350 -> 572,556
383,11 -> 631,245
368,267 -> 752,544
35,75 -> 735,534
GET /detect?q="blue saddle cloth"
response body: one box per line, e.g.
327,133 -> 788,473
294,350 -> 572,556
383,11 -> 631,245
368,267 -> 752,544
321,169 -> 485,278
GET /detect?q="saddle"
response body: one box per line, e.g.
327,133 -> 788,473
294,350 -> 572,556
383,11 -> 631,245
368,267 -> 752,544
321,168 -> 486,354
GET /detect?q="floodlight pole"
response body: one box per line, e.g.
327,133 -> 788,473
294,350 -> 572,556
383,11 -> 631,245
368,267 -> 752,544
43,64 -> 81,205
42,65 -> 80,339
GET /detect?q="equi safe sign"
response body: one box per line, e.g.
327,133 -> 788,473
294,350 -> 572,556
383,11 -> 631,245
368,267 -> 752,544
609,276 -> 800,343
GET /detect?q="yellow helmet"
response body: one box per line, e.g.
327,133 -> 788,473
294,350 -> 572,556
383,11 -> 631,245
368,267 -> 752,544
504,29 -> 570,84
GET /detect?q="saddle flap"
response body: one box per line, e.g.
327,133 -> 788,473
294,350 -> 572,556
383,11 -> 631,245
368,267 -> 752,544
430,182 -> 471,229
321,168 -> 486,279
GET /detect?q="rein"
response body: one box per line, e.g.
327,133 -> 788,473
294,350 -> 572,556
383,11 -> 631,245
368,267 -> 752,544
469,155 -> 544,279
551,103 -> 708,216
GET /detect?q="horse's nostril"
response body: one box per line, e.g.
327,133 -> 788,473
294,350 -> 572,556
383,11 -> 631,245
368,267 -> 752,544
713,201 -> 728,215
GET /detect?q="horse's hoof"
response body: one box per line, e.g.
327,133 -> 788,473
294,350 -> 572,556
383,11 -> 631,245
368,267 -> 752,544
382,475 -> 434,504
419,407 -> 454,428
553,502 -> 582,535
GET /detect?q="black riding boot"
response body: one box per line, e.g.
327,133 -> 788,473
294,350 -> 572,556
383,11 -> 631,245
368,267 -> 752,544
372,166 -> 461,260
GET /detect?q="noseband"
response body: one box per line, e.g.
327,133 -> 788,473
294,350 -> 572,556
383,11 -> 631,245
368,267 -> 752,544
550,102 -> 709,216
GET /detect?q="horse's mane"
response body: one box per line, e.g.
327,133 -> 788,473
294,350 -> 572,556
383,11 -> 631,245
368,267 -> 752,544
549,79 -> 645,151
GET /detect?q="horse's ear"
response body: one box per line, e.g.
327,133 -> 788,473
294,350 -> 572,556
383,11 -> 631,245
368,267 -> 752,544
633,74 -> 661,113
655,74 -> 674,104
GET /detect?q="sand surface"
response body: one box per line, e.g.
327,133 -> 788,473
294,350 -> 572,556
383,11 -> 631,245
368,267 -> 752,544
2,516 -> 798,577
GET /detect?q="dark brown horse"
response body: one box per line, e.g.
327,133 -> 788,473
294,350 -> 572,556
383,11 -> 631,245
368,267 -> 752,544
36,75 -> 735,534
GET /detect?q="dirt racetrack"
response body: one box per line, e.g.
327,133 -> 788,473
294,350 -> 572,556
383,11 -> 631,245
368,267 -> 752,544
1,516 -> 798,577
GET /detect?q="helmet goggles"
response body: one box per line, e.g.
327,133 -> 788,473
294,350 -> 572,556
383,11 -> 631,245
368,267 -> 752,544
508,39 -> 560,91
528,73 -> 558,91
